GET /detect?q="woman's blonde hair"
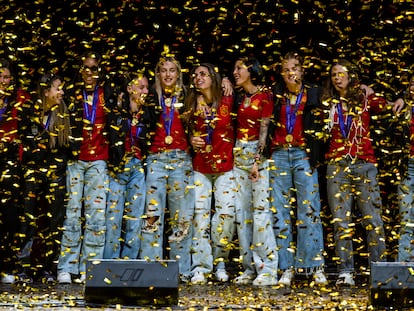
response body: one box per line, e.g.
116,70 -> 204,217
154,56 -> 183,104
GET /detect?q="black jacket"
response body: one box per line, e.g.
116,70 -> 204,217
65,82 -> 116,160
20,102 -> 70,174
106,93 -> 150,175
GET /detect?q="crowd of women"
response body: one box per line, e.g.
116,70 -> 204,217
0,50 -> 413,288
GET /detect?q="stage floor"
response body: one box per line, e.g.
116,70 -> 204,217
0,274 -> 385,310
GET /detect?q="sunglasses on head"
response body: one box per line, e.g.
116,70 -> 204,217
81,65 -> 99,73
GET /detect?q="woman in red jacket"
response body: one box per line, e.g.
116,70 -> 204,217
186,63 -> 235,284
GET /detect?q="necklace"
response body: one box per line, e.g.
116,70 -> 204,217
243,86 -> 260,108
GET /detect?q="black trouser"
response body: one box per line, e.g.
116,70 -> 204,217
0,159 -> 22,274
20,165 -> 67,274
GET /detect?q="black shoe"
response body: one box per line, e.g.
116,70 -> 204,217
41,270 -> 56,284
16,272 -> 33,284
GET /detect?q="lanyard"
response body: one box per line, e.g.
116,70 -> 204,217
205,111 -> 214,145
337,101 -> 352,138
128,115 -> 142,147
83,86 -> 99,125
285,88 -> 304,134
0,98 -> 8,124
161,95 -> 176,137
44,112 -> 51,130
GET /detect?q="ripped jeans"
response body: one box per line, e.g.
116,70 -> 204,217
104,157 -> 146,259
191,170 -> 236,275
270,147 -> 325,271
58,160 -> 108,275
397,157 -> 414,261
233,139 -> 278,276
139,150 -> 194,278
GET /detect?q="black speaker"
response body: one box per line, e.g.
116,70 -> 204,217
370,261 -> 414,308
84,259 -> 179,306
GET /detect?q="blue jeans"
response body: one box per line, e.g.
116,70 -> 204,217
270,147 -> 324,271
327,159 -> 386,274
139,150 -> 194,278
398,157 -> 414,261
58,160 -> 108,275
104,157 -> 146,259
192,170 -> 236,274
234,140 -> 278,276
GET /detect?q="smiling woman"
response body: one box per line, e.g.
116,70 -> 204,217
139,55 -> 195,283
185,63 -> 236,284
57,51 -> 116,285
18,72 -> 71,284
231,56 -> 279,286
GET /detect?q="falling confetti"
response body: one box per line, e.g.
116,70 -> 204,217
0,0 -> 413,309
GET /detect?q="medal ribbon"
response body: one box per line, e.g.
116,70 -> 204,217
43,112 -> 51,130
0,98 -> 8,124
161,95 -> 176,137
128,115 -> 142,147
206,111 -> 214,145
83,85 -> 99,125
285,88 -> 304,134
337,101 -> 352,138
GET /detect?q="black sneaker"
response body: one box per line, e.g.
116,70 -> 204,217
41,270 -> 56,284
16,272 -> 33,284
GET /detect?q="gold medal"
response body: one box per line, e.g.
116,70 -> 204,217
285,134 -> 293,143
205,144 -> 213,153
165,135 -> 173,144
165,98 -> 172,107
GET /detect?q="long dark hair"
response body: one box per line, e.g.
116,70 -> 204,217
186,63 -> 222,112
322,58 -> 362,106
236,56 -> 264,85
38,73 -> 71,148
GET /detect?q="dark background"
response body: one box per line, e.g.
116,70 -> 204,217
1,0 -> 412,95
1,0 -> 412,265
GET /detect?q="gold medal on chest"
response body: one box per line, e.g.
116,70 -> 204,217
205,144 -> 213,153
285,134 -> 293,143
165,135 -> 173,144
165,98 -> 172,108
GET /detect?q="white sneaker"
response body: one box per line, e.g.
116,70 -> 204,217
75,273 -> 87,283
279,268 -> 294,287
252,273 -> 278,286
313,269 -> 328,285
191,271 -> 206,284
215,269 -> 229,282
1,274 -> 15,284
57,272 -> 72,284
234,271 -> 255,285
336,272 -> 355,286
